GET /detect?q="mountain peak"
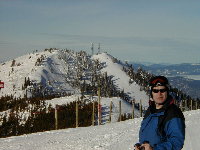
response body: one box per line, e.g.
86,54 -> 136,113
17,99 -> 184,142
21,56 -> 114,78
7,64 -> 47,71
0,49 -> 149,105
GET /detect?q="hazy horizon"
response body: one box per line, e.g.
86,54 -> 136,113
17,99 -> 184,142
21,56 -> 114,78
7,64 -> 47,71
1,0 -> 200,64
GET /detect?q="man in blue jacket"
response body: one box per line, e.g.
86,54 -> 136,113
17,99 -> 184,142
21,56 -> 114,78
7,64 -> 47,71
135,76 -> 185,150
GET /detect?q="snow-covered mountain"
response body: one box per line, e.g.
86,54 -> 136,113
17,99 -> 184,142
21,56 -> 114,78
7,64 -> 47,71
0,49 -> 200,149
0,49 -> 149,136
0,49 -> 79,98
0,49 -> 149,105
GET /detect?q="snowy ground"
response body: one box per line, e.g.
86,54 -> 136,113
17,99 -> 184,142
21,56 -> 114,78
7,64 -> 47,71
0,109 -> 200,150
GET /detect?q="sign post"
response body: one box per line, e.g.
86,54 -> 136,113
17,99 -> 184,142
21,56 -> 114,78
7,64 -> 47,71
0,81 -> 4,90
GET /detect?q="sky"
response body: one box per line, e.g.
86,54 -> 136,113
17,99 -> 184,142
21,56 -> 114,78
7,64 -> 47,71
0,0 -> 200,64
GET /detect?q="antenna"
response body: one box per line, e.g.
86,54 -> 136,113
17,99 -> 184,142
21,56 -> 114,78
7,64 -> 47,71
91,43 -> 94,55
98,43 -> 100,53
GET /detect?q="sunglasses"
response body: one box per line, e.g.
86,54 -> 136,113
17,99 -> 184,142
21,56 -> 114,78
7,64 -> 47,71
152,88 -> 167,93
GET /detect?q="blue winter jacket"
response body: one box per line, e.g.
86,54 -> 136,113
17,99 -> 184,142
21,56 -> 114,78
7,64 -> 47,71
139,97 -> 185,150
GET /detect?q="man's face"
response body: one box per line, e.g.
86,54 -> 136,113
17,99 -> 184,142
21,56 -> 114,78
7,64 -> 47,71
152,86 -> 168,106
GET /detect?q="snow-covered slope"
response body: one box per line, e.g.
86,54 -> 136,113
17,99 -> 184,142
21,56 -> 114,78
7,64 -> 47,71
92,53 -> 149,107
0,49 -> 76,98
0,49 -> 199,149
0,109 -> 199,150
0,49 -> 149,106
0,49 -> 149,128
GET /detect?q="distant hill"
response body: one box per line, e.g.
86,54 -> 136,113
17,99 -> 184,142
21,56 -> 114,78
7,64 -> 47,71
131,62 -> 200,98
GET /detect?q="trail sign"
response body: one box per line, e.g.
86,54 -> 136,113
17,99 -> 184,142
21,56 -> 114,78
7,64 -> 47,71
0,81 -> 4,88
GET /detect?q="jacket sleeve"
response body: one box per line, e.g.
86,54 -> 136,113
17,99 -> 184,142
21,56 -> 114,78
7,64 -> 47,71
154,117 -> 185,150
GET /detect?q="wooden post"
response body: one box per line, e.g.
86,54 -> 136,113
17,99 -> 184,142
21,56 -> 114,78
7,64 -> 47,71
140,100 -> 143,117
191,99 -> 193,110
98,87 -> 101,125
174,99 -> 177,105
55,105 -> 58,130
119,100 -> 122,122
180,100 -> 183,112
92,101 -> 95,126
15,106 -> 18,136
185,99 -> 187,111
198,101 -> 200,110
76,101 -> 79,128
132,101 -> 135,119
109,100 -> 112,123
196,101 -> 198,110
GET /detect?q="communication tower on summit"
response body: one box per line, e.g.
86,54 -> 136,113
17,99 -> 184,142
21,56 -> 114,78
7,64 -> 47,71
91,43 -> 94,55
98,43 -> 101,53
